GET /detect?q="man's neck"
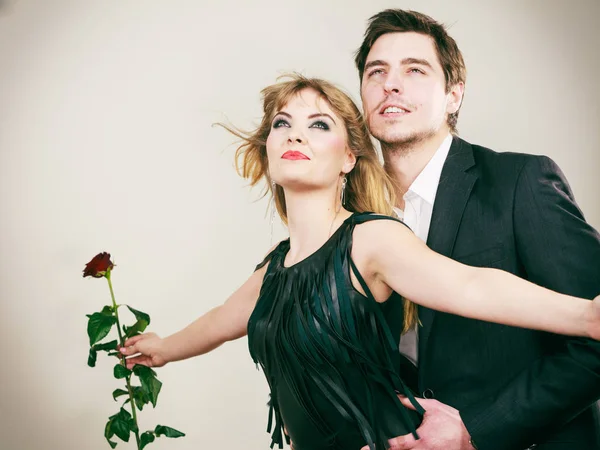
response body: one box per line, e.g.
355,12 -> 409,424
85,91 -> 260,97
382,130 -> 451,208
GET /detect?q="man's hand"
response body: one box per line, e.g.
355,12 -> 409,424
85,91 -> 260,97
588,294 -> 600,340
360,396 -> 475,450
284,425 -> 294,450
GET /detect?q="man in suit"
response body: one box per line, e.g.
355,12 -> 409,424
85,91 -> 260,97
356,9 -> 600,450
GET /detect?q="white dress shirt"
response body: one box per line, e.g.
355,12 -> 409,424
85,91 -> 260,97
394,133 -> 453,366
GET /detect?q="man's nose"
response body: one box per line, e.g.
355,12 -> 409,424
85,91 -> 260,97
384,72 -> 404,94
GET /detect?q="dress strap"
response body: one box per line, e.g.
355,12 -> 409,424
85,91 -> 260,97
347,211 -> 412,305
351,212 -> 413,232
254,240 -> 288,271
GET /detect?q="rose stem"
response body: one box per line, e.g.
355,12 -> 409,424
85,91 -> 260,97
106,270 -> 142,449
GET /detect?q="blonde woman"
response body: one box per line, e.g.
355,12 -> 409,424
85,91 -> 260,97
119,75 -> 600,450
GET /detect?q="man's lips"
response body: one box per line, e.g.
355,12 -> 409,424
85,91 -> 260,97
379,103 -> 411,116
282,150 -> 310,160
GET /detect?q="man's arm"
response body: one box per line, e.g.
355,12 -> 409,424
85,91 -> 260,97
460,155 -> 600,450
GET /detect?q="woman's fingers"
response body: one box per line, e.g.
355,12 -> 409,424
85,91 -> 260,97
122,333 -> 151,348
116,332 -> 163,369
124,355 -> 153,370
119,343 -> 140,357
119,332 -> 158,356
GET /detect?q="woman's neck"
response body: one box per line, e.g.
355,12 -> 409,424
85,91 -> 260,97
283,186 -> 352,265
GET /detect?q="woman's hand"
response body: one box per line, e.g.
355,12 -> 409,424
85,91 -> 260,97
119,333 -> 168,370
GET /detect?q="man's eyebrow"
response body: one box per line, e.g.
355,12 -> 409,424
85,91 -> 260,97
364,59 -> 389,72
364,57 -> 434,72
401,57 -> 433,69
308,113 -> 336,125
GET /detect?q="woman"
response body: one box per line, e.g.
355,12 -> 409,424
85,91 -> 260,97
119,75 -> 600,450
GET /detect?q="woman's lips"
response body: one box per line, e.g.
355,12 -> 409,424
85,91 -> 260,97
282,151 -> 310,160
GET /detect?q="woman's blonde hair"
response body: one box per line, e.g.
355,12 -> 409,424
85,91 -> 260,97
221,73 -> 417,332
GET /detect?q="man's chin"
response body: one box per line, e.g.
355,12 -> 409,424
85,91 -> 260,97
373,130 -> 419,147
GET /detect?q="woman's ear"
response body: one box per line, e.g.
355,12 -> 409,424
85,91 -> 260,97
342,148 -> 357,174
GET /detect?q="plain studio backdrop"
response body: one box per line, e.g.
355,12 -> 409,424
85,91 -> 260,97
0,0 -> 599,449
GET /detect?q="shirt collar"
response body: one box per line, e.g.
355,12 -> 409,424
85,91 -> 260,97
406,133 -> 453,205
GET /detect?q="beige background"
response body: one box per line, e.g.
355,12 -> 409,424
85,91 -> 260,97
1,0 -> 599,449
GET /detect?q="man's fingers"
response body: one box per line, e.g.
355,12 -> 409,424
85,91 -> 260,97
283,425 -> 294,449
387,433 -> 419,449
359,434 -> 419,450
397,394 -> 427,412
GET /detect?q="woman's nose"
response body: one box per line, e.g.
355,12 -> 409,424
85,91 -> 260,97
287,134 -> 303,144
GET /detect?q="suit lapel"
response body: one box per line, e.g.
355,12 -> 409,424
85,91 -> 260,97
418,137 -> 478,377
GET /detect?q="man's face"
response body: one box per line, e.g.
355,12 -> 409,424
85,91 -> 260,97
361,32 -> 458,148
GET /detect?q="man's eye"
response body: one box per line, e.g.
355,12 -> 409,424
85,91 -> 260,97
368,69 -> 384,77
409,67 -> 425,74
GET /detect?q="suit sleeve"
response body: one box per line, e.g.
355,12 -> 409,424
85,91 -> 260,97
459,155 -> 600,450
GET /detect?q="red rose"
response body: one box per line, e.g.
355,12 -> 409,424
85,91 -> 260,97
83,252 -> 115,278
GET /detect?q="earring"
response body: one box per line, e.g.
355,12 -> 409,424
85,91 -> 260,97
270,180 -> 276,245
340,176 -> 347,207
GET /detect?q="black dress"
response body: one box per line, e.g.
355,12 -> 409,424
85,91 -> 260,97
247,212 -> 424,450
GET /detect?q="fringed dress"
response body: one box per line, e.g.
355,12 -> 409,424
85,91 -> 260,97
247,212 -> 425,450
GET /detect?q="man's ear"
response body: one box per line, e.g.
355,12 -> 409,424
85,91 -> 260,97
447,81 -> 465,115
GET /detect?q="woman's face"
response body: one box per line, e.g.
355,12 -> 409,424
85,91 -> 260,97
266,89 -> 356,191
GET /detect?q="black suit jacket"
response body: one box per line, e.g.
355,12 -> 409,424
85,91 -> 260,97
416,137 -> 600,450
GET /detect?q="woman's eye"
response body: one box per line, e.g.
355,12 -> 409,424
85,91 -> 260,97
272,119 -> 289,129
310,120 -> 329,131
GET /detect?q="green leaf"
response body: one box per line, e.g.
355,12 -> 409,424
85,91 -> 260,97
93,340 -> 118,352
154,425 -> 185,438
140,431 -> 155,450
112,388 -> 129,401
87,348 -> 97,367
132,386 -> 150,411
123,305 -> 151,338
89,340 -> 117,368
108,408 -> 132,442
126,305 -> 151,325
124,319 -> 149,339
104,419 -> 117,448
86,309 -> 117,346
133,365 -> 162,407
113,364 -> 132,379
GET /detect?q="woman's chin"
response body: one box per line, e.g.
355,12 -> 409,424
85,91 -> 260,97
275,178 -> 323,192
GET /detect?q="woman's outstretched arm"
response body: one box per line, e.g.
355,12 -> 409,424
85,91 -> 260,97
354,219 -> 600,339
119,262 -> 267,369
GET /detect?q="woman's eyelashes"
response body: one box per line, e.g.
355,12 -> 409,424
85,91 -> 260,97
272,118 -> 290,129
310,120 -> 330,131
271,117 -> 330,131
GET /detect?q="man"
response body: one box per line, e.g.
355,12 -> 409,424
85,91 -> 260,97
356,9 -> 600,450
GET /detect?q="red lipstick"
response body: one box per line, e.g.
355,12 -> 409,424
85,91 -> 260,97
282,151 -> 310,160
